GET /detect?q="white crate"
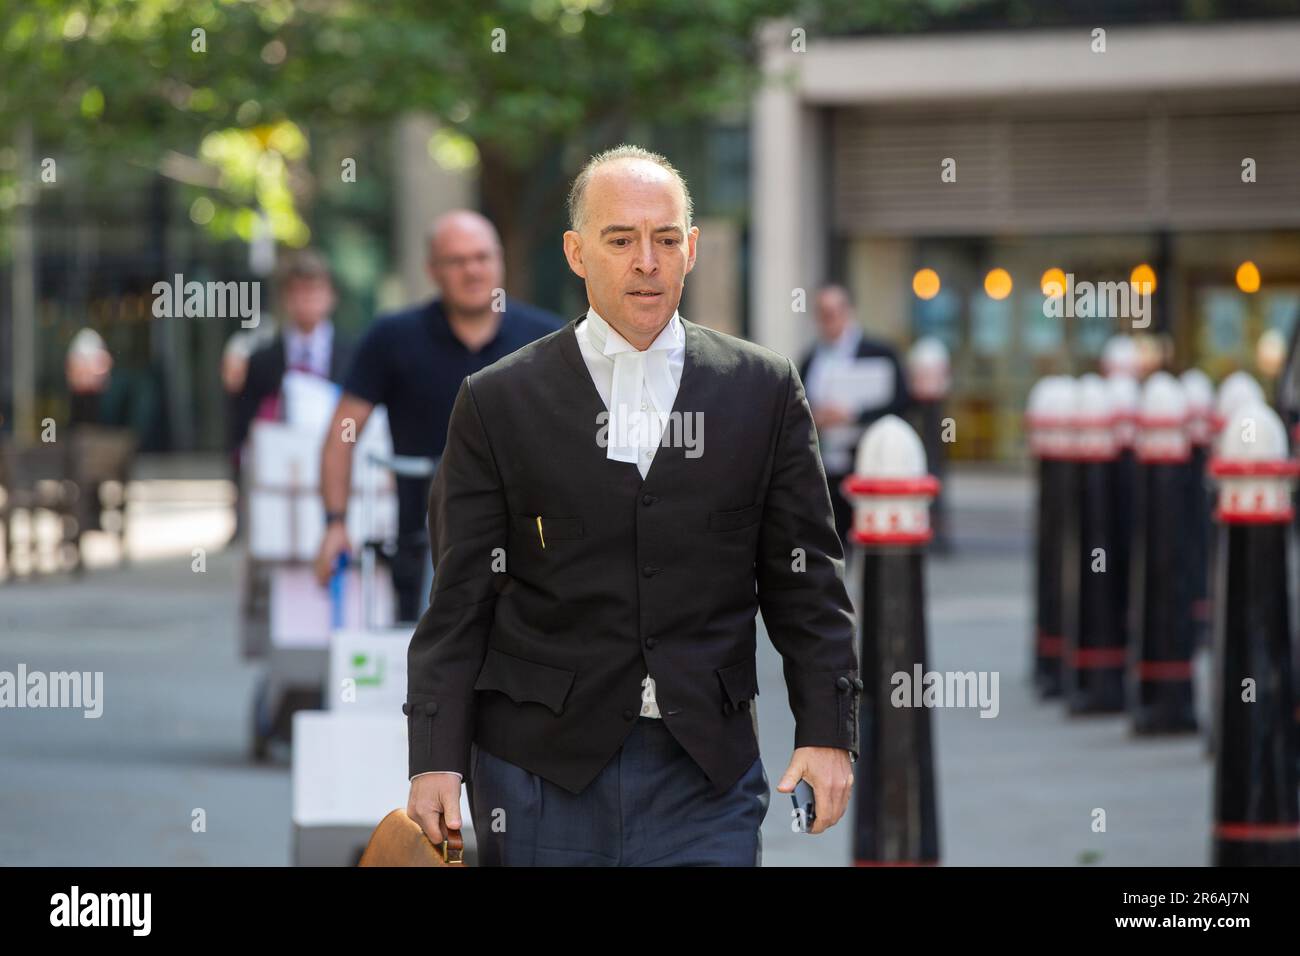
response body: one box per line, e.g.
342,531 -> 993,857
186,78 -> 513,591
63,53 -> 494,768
245,412 -> 396,562
270,565 -> 395,650
327,627 -> 411,711
291,711 -> 474,828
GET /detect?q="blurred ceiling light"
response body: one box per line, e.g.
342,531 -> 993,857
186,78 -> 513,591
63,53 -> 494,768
1041,267 -> 1066,297
1130,263 -> 1157,295
1235,261 -> 1261,294
984,268 -> 1012,300
912,268 -> 941,300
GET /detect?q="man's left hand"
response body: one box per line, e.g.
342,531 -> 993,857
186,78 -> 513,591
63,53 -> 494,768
775,746 -> 854,834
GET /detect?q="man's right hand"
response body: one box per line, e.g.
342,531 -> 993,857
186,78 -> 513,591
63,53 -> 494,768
314,521 -> 352,586
407,773 -> 463,844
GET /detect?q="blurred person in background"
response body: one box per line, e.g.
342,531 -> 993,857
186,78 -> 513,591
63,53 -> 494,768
230,249 -> 353,454
313,210 -> 560,622
228,250 -> 351,543
799,284 -> 910,548
65,328 -> 114,427
221,328 -> 271,542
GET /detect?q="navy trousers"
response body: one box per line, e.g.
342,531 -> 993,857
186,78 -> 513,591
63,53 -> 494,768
467,716 -> 771,866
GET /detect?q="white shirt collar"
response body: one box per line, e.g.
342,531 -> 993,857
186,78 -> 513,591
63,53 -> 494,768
585,306 -> 683,357
284,321 -> 333,373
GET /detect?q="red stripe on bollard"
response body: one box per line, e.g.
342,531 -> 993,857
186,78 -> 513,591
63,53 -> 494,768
1213,822 -> 1300,841
850,529 -> 934,546
1037,633 -> 1064,656
841,475 -> 942,497
1071,647 -> 1127,668
1214,508 -> 1295,525
1136,660 -> 1194,681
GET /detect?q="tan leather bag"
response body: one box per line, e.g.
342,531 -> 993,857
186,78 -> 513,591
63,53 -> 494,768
357,809 -> 466,867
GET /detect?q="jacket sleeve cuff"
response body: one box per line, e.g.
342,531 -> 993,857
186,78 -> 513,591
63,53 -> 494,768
789,668 -> 863,760
403,695 -> 473,778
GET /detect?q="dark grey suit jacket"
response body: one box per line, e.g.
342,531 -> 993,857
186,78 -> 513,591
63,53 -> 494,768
405,313 -> 862,796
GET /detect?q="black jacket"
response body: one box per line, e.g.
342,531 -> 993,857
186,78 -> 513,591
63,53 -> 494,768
229,328 -> 354,454
405,314 -> 862,796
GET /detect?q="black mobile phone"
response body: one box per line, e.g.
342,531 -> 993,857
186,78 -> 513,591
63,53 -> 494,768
791,779 -> 816,832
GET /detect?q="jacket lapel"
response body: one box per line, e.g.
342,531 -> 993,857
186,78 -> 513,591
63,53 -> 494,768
556,312 -> 706,489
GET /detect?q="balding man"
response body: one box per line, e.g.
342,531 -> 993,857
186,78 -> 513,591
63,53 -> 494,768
315,211 -> 560,620
405,146 -> 861,866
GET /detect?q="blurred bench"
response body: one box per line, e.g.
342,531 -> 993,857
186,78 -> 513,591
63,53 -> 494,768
0,426 -> 136,578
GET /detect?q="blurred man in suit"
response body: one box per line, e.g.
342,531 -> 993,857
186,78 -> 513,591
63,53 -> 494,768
231,249 -> 352,455
229,251 -> 351,544
799,284 -> 910,548
404,145 -> 861,866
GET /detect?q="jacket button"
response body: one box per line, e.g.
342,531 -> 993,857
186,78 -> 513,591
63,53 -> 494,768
642,494 -> 656,506
623,709 -> 636,721
645,637 -> 658,649
423,702 -> 439,716
837,676 -> 852,692
642,565 -> 659,577
722,701 -> 734,715
852,676 -> 864,692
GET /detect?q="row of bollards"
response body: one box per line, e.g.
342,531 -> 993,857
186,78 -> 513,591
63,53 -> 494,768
1028,354 -> 1300,865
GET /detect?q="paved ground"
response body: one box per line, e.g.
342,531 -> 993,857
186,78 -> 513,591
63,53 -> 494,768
0,461 -> 1212,865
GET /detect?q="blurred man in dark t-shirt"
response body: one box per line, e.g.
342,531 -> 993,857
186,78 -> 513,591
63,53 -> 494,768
315,210 -> 560,620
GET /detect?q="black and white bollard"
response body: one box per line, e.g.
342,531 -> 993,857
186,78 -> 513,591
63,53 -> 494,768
1063,374 -> 1126,713
1209,400 -> 1300,865
1130,372 -> 1198,734
1026,376 -> 1075,699
1206,371 -> 1266,756
908,337 -> 952,554
1101,335 -> 1142,381
1210,372 -> 1265,439
1180,369 -> 1216,740
1181,368 -> 1215,646
841,414 -> 941,866
1106,374 -> 1140,688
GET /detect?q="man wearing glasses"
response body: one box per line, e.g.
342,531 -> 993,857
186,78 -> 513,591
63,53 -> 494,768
315,210 -> 560,621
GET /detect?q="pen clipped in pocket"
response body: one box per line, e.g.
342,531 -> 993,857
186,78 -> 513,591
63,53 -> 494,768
512,514 -> 584,547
